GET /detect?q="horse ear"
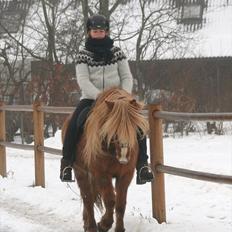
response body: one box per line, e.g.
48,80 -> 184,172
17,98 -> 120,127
130,99 -> 142,109
130,99 -> 137,106
105,100 -> 114,109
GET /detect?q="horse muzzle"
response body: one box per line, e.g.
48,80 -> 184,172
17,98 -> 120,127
118,143 -> 129,165
118,157 -> 129,165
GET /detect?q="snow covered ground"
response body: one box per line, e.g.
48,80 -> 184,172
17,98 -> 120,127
0,130 -> 232,232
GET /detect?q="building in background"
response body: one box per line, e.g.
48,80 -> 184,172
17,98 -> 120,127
0,0 -> 31,34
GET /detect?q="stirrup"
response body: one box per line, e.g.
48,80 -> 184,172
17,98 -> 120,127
137,165 -> 154,185
61,166 -> 75,182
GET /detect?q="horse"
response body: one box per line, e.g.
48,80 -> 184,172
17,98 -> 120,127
62,87 -> 149,232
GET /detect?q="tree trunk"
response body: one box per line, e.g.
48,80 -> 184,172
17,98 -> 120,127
99,0 -> 109,19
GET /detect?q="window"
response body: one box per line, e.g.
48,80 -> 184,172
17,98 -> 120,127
182,5 -> 202,20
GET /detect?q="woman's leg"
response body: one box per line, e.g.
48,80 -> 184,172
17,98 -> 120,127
60,99 -> 94,181
136,136 -> 154,185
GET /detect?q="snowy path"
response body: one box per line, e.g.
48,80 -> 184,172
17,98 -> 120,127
1,177 -> 231,232
0,196 -> 80,232
0,133 -> 232,232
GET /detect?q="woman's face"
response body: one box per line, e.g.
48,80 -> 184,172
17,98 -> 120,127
89,29 -> 107,39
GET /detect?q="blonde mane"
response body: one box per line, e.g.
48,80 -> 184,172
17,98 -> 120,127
83,87 -> 149,167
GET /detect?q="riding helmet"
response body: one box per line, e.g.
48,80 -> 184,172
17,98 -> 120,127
86,14 -> 109,31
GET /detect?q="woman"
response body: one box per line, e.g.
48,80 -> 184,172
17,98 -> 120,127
60,14 -> 154,185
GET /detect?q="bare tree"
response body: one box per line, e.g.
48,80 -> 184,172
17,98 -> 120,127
0,0 -> 85,142
79,0 -> 133,20
75,1 -> 193,99
0,28 -> 31,143
0,0 -> 196,139
113,0 -> 193,99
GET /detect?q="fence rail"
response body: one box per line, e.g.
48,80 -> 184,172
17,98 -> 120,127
38,145 -> 62,156
0,141 -> 62,156
0,104 -> 75,114
0,141 -> 34,151
156,164 -> 232,185
0,105 -> 33,112
40,106 -> 74,114
155,111 -> 232,121
1,101 -> 232,224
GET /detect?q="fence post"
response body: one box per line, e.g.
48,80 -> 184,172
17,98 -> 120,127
33,101 -> 45,187
0,101 -> 6,177
148,103 -> 166,223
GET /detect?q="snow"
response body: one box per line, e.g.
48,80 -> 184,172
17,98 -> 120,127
192,3 -> 232,57
1,130 -> 232,232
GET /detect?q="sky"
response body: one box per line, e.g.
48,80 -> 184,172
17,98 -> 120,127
0,128 -> 232,232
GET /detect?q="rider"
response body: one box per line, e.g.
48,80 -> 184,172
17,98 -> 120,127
60,14 -> 154,185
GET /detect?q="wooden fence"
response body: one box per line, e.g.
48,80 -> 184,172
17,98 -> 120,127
0,101 -> 232,223
148,103 -> 232,223
0,101 -> 75,187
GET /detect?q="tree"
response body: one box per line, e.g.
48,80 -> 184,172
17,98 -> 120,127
0,0 -> 85,142
77,0 -> 194,99
0,0 -> 195,101
0,23 -> 31,143
115,0 -> 193,99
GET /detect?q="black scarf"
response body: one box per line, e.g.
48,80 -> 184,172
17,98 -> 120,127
85,36 -> 114,62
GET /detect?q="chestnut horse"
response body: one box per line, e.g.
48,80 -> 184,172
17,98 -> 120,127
62,87 -> 148,232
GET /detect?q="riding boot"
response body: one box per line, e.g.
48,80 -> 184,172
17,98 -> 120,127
136,161 -> 154,185
136,136 -> 154,185
60,158 -> 75,182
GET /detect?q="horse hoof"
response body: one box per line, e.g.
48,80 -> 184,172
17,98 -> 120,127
115,228 -> 125,232
84,226 -> 98,232
97,222 -> 108,232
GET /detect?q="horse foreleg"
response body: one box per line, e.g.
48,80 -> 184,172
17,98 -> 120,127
97,177 -> 115,232
75,172 -> 97,232
114,175 -> 133,232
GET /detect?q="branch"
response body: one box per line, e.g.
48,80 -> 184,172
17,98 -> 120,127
0,23 -> 45,60
109,0 -> 123,16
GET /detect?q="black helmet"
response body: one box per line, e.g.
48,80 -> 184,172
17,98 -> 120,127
86,14 -> 109,31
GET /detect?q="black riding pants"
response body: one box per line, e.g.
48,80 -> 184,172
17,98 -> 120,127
62,99 -> 149,166
62,99 -> 95,163
137,135 -> 149,168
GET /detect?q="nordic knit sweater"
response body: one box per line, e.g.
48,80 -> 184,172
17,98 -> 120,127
76,46 -> 133,100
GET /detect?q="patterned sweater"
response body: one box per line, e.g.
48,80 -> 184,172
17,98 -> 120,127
76,46 -> 133,100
